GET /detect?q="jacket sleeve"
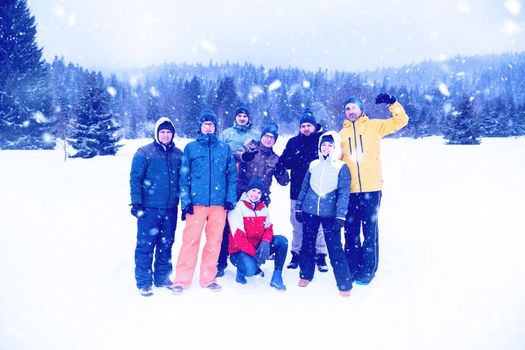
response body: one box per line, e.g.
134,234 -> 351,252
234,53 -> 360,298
234,140 -> 258,163
261,207 -> 274,243
129,148 -> 146,204
178,145 -> 192,209
279,139 -> 294,170
225,148 -> 238,204
228,205 -> 257,256
295,169 -> 311,211
377,101 -> 409,137
336,165 -> 351,219
273,159 -> 290,186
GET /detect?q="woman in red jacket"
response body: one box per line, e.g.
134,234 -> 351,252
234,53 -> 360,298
228,177 -> 288,291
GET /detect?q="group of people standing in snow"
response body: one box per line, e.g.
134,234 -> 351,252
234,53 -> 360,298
129,93 -> 408,298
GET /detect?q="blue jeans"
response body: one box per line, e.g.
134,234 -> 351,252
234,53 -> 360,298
230,235 -> 288,276
344,191 -> 382,283
134,207 -> 177,289
300,214 -> 352,291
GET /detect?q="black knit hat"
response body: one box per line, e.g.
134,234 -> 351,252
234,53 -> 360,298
299,108 -> 316,126
158,120 -> 175,134
247,177 -> 266,193
343,96 -> 364,111
199,108 -> 218,127
235,103 -> 250,117
261,122 -> 279,141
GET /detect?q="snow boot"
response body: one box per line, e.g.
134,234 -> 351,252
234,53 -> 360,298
315,254 -> 329,272
139,287 -> 153,297
298,278 -> 310,287
270,270 -> 286,291
236,269 -> 247,284
206,282 -> 222,292
286,251 -> 300,269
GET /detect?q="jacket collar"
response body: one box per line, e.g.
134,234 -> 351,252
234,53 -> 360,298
343,114 -> 369,128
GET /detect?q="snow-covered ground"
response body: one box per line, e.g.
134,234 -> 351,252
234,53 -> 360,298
1,136 -> 524,350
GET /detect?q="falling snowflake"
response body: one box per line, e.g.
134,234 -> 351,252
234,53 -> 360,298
438,83 -> 451,96
268,80 -> 281,92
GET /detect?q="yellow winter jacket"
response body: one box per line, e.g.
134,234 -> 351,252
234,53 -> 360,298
340,101 -> 408,193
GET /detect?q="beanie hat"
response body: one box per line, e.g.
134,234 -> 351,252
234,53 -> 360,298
320,134 -> 335,145
299,108 -> 316,126
199,108 -> 218,127
261,122 -> 279,141
235,103 -> 250,117
158,120 -> 175,135
343,96 -> 364,111
247,177 -> 266,193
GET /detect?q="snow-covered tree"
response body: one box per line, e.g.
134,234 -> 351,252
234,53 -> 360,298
443,95 -> 481,145
0,0 -> 55,149
69,72 -> 121,158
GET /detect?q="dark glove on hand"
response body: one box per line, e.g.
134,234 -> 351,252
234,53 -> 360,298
224,202 -> 235,211
255,241 -> 271,265
241,150 -> 258,162
334,218 -> 345,231
295,211 -> 303,223
375,93 -> 396,105
130,203 -> 144,218
181,204 -> 194,221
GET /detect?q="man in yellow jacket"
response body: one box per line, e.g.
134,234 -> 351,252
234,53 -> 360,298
339,93 -> 408,285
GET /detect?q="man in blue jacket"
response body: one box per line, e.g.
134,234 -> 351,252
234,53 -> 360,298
130,117 -> 182,297
171,109 -> 237,294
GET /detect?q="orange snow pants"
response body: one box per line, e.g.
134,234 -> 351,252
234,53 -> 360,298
173,205 -> 227,289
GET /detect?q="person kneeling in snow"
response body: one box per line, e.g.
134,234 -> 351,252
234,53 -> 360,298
227,177 -> 288,291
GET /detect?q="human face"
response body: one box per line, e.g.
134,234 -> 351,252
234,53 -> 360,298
260,133 -> 276,148
158,129 -> 173,145
300,122 -> 316,136
320,141 -> 334,156
247,188 -> 262,202
235,113 -> 249,126
200,121 -> 216,134
344,103 -> 362,122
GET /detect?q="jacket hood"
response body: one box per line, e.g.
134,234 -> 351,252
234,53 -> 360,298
154,117 -> 175,145
318,130 -> 342,161
343,114 -> 369,128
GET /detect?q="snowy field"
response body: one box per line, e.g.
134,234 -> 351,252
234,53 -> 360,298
1,135 -> 524,350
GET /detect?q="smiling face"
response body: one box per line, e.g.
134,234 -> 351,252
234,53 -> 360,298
260,132 -> 276,147
344,103 -> 362,122
158,129 -> 173,145
320,141 -> 334,156
247,188 -> 262,202
235,113 -> 249,126
300,122 -> 316,136
200,121 -> 216,134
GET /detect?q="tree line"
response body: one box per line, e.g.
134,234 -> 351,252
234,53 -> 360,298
2,0 -> 525,156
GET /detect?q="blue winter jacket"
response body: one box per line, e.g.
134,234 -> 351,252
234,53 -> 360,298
219,121 -> 260,153
179,132 -> 237,209
130,118 -> 183,208
296,131 -> 351,219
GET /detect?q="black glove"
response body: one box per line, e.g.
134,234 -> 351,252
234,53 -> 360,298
255,241 -> 271,265
241,150 -> 258,162
130,203 -> 145,218
224,202 -> 235,211
375,93 -> 396,105
334,218 -> 345,231
181,204 -> 194,221
295,211 -> 303,223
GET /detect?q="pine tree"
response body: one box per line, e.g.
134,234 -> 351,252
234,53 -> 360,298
443,95 -> 481,145
69,72 -> 121,158
0,0 -> 55,149
213,77 -> 240,131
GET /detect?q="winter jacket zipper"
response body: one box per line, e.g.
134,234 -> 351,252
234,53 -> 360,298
352,122 -> 363,192
207,136 -> 212,207
164,149 -> 172,208
317,159 -> 327,215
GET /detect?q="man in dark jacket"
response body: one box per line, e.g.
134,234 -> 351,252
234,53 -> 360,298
170,109 -> 237,294
129,117 -> 182,297
235,122 -> 289,205
280,109 -> 329,271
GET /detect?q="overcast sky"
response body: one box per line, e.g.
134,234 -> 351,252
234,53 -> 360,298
28,0 -> 525,72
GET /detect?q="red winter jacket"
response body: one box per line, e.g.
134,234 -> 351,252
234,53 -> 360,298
227,192 -> 273,256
